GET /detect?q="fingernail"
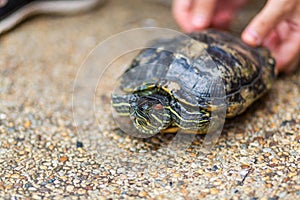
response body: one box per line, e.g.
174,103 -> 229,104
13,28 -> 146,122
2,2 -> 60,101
192,15 -> 208,29
243,28 -> 262,46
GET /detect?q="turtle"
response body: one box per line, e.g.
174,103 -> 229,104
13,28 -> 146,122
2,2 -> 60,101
111,29 -> 276,136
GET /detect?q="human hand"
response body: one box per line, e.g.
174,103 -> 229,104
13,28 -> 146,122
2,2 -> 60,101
172,0 -> 249,32
241,0 -> 300,73
172,0 -> 300,73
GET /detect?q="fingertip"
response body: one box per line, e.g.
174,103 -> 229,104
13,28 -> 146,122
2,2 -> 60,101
190,0 -> 216,30
242,28 -> 262,46
242,0 -> 292,47
172,0 -> 194,32
192,15 -> 210,29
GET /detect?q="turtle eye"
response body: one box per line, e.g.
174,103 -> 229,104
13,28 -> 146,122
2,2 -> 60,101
131,102 -> 138,109
141,104 -> 148,111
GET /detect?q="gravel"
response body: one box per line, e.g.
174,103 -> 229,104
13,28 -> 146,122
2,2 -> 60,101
0,0 -> 299,199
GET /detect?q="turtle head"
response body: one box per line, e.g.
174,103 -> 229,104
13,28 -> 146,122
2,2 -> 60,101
128,92 -> 171,136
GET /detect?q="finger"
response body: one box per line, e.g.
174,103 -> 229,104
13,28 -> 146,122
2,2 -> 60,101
263,30 -> 280,50
211,10 -> 233,30
242,0 -> 296,46
172,0 -> 194,32
263,21 -> 290,50
191,0 -> 217,30
212,0 -> 249,30
270,32 -> 300,73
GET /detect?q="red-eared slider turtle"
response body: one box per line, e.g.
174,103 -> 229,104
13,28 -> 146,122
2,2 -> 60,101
112,29 -> 276,136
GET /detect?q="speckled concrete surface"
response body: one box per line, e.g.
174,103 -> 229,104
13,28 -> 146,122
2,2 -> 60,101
0,0 -> 299,199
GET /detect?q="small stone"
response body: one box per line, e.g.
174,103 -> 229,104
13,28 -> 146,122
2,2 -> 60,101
0,113 -> 6,119
269,141 -> 278,146
210,188 -> 219,194
138,191 -> 148,197
129,147 -> 136,152
48,144 -> 55,150
241,164 -> 251,169
73,179 -> 80,184
6,185 -> 13,190
287,172 -> 297,179
117,168 -> 125,174
151,137 -> 160,144
61,132 -> 68,137
213,180 -> 222,186
24,120 -> 31,128
119,174 -> 127,180
48,178 -> 56,183
76,141 -> 83,148
110,169 -> 116,175
254,136 -> 265,145
280,119 -> 296,127
66,185 -> 74,192
282,177 -> 290,183
276,171 -> 283,176
59,156 -> 68,163
78,188 -> 87,195
28,187 -> 37,191
196,169 -> 204,174
25,183 -> 32,188
211,165 -> 219,171
180,188 -> 188,195
240,169 -> 249,176
266,183 -> 273,188
10,174 -> 20,178
32,194 -> 41,199
40,165 -> 47,170
86,186 -> 93,190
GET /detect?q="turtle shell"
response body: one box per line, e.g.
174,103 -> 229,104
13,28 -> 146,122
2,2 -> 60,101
118,29 -> 276,118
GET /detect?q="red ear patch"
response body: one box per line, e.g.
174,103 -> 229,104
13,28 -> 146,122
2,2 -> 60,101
153,103 -> 163,110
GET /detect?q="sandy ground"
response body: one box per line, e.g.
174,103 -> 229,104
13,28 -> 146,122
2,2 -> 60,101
0,0 -> 299,199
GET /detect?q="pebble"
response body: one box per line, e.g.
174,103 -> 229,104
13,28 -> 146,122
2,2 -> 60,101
173,173 -> 181,178
138,191 -> 148,197
117,168 -> 125,174
66,185 -> 75,192
151,138 -> 160,144
76,141 -> 83,148
119,174 -> 127,180
240,169 -> 249,176
110,170 -> 116,175
210,188 -> 219,194
0,113 -> 6,120
23,120 -> 31,128
241,164 -> 251,169
78,188 -> 87,195
59,156 -> 68,163
10,174 -> 21,179
28,187 -> 37,191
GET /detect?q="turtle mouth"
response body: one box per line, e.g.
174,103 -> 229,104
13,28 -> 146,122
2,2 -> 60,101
129,93 -> 171,136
